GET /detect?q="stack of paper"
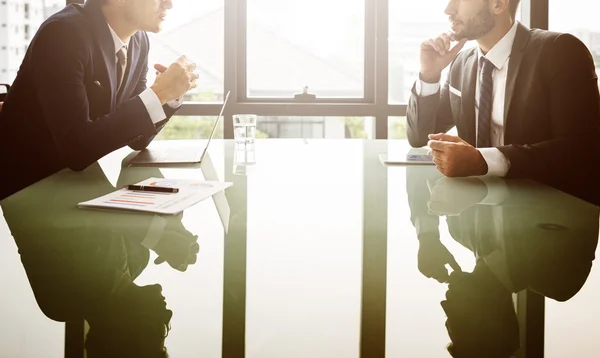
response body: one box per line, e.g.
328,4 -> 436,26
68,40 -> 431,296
78,177 -> 232,215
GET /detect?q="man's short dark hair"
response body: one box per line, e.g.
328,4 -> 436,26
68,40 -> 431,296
509,0 -> 521,18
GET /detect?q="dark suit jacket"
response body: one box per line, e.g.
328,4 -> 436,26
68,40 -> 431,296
0,0 -> 178,200
407,23 -> 600,206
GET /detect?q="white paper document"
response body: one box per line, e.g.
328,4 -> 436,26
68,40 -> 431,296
78,177 -> 233,215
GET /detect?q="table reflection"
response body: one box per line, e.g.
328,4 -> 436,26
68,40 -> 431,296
1,164 -> 202,357
406,166 -> 599,357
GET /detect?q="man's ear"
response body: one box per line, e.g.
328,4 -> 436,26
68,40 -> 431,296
492,0 -> 510,15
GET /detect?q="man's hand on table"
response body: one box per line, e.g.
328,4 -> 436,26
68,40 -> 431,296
427,133 -> 488,178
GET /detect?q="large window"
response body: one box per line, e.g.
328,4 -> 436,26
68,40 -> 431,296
388,0 -> 449,104
7,0 -> 581,142
246,0 -> 365,99
0,0 -> 63,84
147,0 -> 224,103
159,0 -> 397,140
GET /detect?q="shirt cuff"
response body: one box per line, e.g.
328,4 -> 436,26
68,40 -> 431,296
139,88 -> 167,124
479,176 -> 508,205
416,79 -> 440,97
141,215 -> 167,250
478,148 -> 510,177
167,96 -> 184,108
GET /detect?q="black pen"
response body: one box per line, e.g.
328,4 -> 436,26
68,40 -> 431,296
127,185 -> 179,193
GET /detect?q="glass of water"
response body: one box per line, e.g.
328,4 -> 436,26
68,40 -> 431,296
233,114 -> 257,143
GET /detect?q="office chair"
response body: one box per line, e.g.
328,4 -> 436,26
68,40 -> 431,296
0,84 -> 9,112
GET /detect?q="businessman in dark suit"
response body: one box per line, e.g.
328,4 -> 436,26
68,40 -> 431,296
407,0 -> 600,206
0,0 -> 198,200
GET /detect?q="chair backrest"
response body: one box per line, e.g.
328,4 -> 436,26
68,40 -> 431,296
0,84 -> 10,101
0,84 -> 9,112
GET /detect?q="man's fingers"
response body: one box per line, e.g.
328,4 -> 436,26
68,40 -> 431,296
428,133 -> 463,143
428,132 -> 445,140
154,256 -> 166,265
191,242 -> 200,254
435,38 -> 447,55
154,63 -> 168,73
176,55 -> 189,64
427,140 -> 447,151
442,134 -> 464,143
435,268 -> 450,283
440,33 -> 452,49
427,39 -> 441,52
186,62 -> 197,71
430,148 -> 444,156
435,163 -> 447,176
447,255 -> 462,273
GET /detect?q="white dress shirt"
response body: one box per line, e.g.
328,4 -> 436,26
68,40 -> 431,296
107,25 -> 182,125
417,21 -> 520,177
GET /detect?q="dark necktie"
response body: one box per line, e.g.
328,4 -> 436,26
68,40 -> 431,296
116,46 -> 128,94
477,57 -> 495,148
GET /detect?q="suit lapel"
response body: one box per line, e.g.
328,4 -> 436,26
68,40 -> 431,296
81,1 -> 118,109
504,23 -> 531,140
117,34 -> 139,103
461,50 -> 478,146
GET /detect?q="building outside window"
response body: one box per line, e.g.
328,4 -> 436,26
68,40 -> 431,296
0,0 -> 63,84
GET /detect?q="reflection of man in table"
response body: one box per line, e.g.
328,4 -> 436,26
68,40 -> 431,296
405,166 -> 599,357
0,164 -> 199,357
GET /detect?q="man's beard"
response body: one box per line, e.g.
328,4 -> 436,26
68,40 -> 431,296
455,7 -> 496,40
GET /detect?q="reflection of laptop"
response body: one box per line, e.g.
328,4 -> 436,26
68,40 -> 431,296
129,91 -> 230,166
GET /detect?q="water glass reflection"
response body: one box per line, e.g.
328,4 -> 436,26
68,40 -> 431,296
233,142 -> 256,176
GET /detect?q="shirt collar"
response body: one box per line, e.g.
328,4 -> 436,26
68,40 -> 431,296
106,23 -> 130,55
477,21 -> 519,70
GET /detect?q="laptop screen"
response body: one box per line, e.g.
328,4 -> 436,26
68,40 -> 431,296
199,90 -> 230,162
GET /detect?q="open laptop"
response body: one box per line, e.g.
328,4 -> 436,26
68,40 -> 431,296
128,91 -> 230,166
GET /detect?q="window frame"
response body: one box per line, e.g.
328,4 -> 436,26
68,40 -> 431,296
69,0 -> 547,140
